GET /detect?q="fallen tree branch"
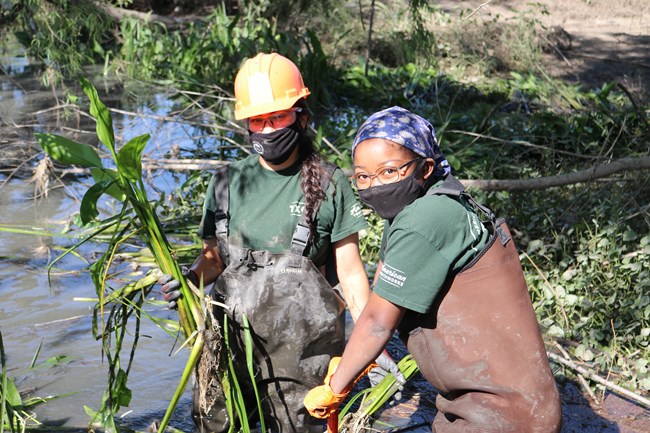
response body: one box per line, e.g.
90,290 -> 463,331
547,351 -> 650,409
94,1 -> 198,30
463,0 -> 494,20
33,156 -> 650,193
552,342 -> 598,405
446,130 -> 600,159
142,158 -> 228,171
462,156 -> 650,191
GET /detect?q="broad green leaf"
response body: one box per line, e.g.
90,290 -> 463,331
36,133 -> 102,168
447,154 -> 462,171
90,168 -> 127,202
639,377 -> 650,391
3,377 -> 22,407
80,77 -> 115,152
116,133 -> 150,181
546,325 -> 565,338
83,405 -> 98,419
80,180 -> 112,225
622,229 -> 638,242
575,344 -> 594,362
35,355 -> 74,369
115,369 -> 132,407
85,402 -> 117,433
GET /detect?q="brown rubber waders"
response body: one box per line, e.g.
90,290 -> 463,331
400,221 -> 562,433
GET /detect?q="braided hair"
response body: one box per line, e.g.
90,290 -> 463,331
294,101 -> 330,238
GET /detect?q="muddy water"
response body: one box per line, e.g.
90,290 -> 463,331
1,181 -> 195,431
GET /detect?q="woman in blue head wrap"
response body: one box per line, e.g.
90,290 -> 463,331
305,107 -> 562,433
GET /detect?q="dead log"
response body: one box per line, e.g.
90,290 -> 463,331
462,157 -> 650,191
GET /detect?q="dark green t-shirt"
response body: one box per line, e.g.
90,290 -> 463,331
198,155 -> 367,267
375,180 -> 492,314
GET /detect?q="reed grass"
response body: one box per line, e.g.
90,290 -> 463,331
36,78 -> 213,433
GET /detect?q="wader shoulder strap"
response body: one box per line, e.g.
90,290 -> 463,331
427,174 -> 496,225
212,164 -> 229,237
290,162 -> 337,256
427,175 -> 511,245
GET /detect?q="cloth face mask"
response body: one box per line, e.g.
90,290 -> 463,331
358,169 -> 425,220
249,122 -> 301,165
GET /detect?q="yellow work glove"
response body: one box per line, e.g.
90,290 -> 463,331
305,357 -> 347,418
304,357 -> 378,419
303,383 -> 348,419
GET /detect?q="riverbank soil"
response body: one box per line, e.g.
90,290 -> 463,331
436,0 -> 650,101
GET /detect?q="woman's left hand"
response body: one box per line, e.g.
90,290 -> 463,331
368,351 -> 406,400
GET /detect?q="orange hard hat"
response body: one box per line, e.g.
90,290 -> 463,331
234,52 -> 310,120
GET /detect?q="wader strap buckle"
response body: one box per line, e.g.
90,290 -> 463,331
290,222 -> 311,255
289,162 -> 338,257
427,174 -> 497,231
496,223 -> 511,246
243,249 -> 261,271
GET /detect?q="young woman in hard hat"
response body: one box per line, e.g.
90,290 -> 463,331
161,53 -> 402,433
304,106 -> 563,433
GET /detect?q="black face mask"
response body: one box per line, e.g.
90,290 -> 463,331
249,122 -> 301,165
358,170 -> 426,220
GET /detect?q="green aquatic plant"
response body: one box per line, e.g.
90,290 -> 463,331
339,355 -> 420,432
34,77 -> 260,433
0,334 -> 65,433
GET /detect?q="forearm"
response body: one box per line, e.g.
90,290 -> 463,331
329,320 -> 390,393
328,293 -> 404,393
338,267 -> 370,322
334,234 -> 370,322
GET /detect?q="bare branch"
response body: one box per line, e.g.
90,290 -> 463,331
547,350 -> 650,409
462,157 -> 650,191
463,0 -> 494,20
446,130 -> 599,160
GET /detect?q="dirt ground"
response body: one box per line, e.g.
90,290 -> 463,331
436,0 -> 650,101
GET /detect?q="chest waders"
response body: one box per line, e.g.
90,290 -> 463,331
192,164 -> 346,433
398,175 -> 562,433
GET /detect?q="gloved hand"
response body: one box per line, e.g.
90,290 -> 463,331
368,351 -> 406,401
304,357 -> 348,419
158,266 -> 198,309
303,384 -> 348,419
304,357 -> 379,419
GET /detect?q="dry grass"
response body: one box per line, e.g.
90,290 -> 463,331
29,155 -> 54,199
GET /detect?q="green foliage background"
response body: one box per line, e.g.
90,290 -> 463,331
4,0 -> 649,413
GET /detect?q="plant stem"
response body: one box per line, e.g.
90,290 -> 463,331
158,332 -> 204,433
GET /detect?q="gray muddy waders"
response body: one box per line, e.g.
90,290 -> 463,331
192,165 -> 345,433
399,175 -> 562,433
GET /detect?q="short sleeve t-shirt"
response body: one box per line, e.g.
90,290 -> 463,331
197,154 -> 367,267
374,180 -> 492,314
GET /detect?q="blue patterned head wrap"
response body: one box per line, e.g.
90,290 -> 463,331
352,106 -> 451,178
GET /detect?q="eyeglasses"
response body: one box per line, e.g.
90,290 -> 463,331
247,108 -> 302,132
351,158 -> 422,189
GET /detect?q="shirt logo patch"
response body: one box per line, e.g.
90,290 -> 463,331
350,203 -> 363,218
290,201 -> 306,217
379,263 -> 407,288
